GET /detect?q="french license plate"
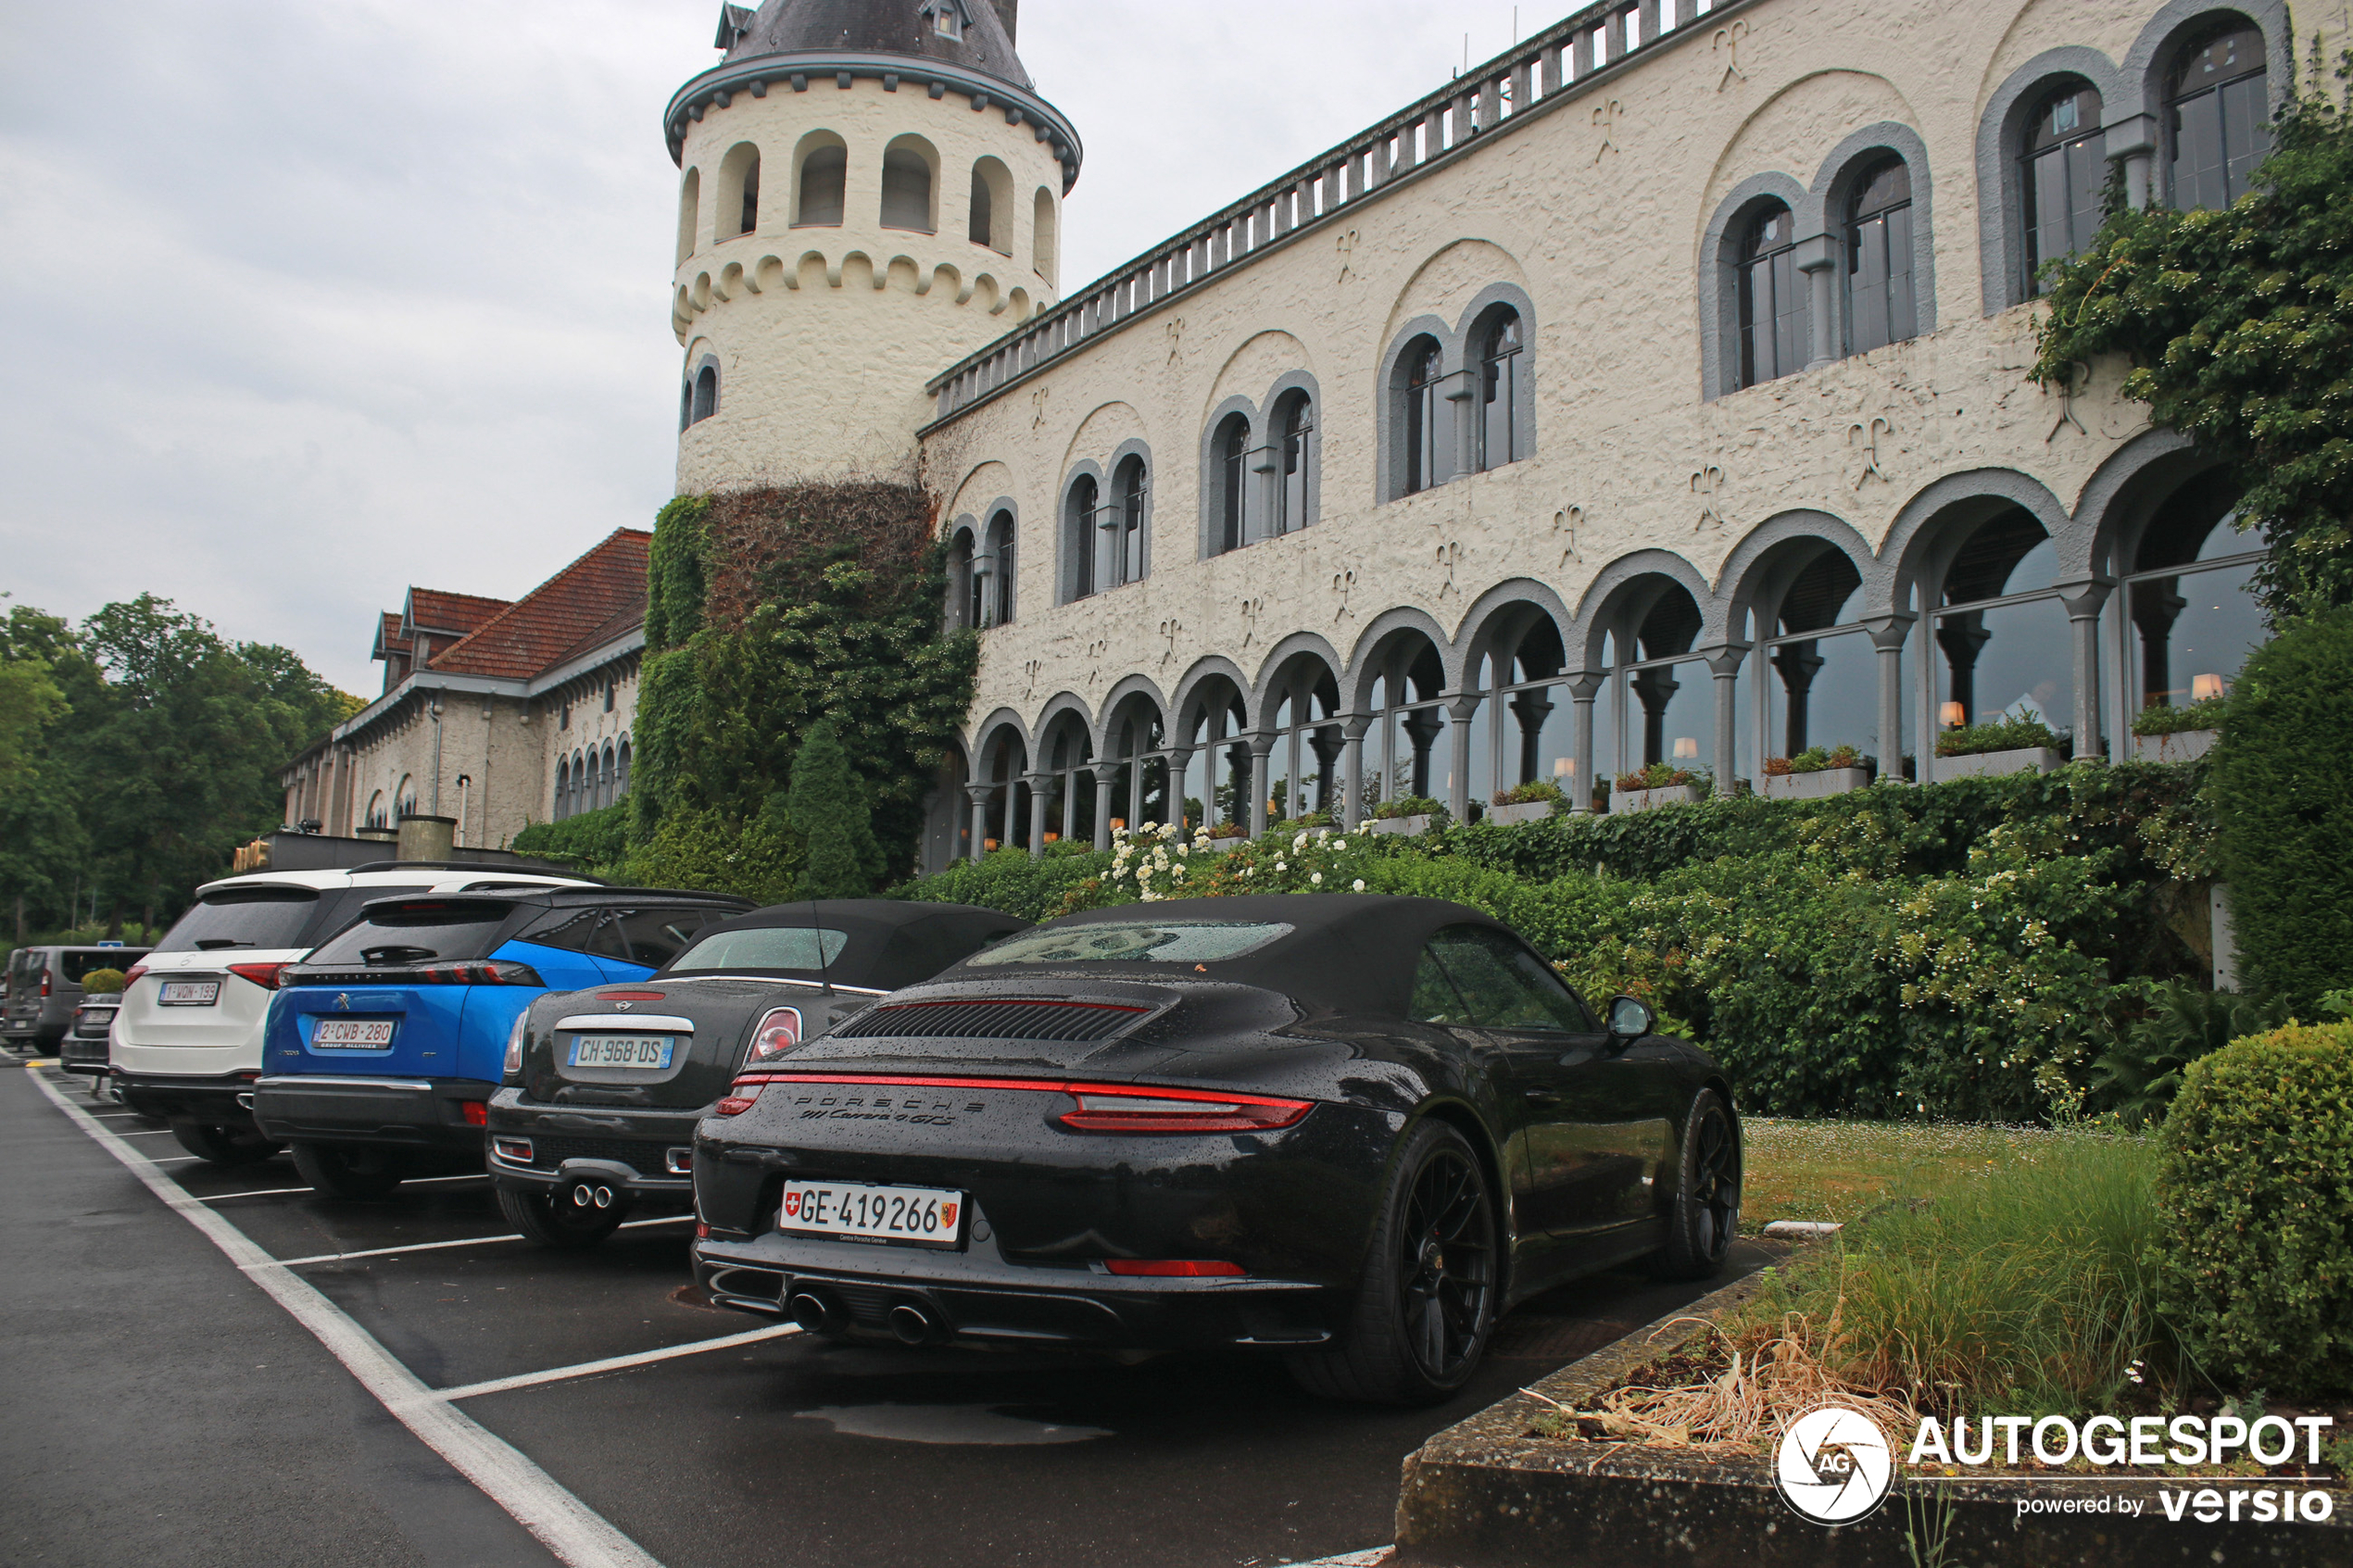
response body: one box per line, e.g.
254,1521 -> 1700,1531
313,1020 -> 395,1048
157,981 -> 220,1006
778,1181 -> 964,1248
568,1035 -> 676,1070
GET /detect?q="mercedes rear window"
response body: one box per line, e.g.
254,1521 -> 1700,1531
153,890 -> 321,954
966,922 -> 1294,967
666,926 -> 849,972
303,901 -> 517,967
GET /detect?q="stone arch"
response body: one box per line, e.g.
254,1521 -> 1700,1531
1170,655 -> 1257,737
1055,458 -> 1107,606
1715,510 -> 1883,641
677,166 -> 701,265
1453,579 -> 1573,685
1807,120 -> 1939,347
2070,426 -> 2212,580
1375,314 -> 1458,504
881,132 -> 938,233
2117,0 -> 2293,124
1342,608 -> 1454,711
1251,630 -> 1346,717
716,140 -> 762,241
790,129 -> 848,228
1878,468 -> 2075,616
1697,171 -> 1811,401
1199,392 -> 1259,559
1096,673 -> 1169,757
1975,46 -> 2127,315
1454,282 -> 1539,473
1571,550 -> 1720,668
968,155 -> 1014,253
969,707 -> 1031,769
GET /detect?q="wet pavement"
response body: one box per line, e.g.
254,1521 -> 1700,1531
1,1059 -> 1774,1568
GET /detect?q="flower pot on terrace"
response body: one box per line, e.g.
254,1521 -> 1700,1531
1369,813 -> 1434,836
1613,784 -> 1698,813
1757,766 -> 1871,801
1487,800 -> 1557,825
2132,729 -> 2218,763
1933,746 -> 2063,782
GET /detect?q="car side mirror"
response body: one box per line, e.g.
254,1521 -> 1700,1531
1604,995 -> 1655,1046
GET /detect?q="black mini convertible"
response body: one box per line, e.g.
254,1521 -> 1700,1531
691,895 -> 1743,1404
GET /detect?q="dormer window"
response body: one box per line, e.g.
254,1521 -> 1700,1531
928,3 -> 963,39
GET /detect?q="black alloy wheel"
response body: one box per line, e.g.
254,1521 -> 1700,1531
1652,1088 -> 1741,1280
496,1184 -> 629,1249
168,1119 -> 283,1167
291,1141 -> 406,1199
1290,1119 -> 1497,1405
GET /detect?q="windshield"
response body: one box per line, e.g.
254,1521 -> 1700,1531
666,926 -> 849,972
153,890 -> 321,954
303,901 -> 516,967
966,922 -> 1293,967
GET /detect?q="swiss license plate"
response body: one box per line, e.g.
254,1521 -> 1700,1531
778,1181 -> 964,1248
568,1035 -> 676,1070
313,1020 -> 395,1048
157,981 -> 220,1006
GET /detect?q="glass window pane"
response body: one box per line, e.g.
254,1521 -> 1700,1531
1764,630 -> 1879,762
2130,557 -> 2266,711
1934,596 -> 2073,738
1625,658 -> 1712,772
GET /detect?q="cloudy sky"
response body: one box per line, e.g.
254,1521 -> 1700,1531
0,0 -> 1532,695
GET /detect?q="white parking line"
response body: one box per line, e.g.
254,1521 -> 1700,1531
29,1069 -> 662,1568
196,1185 -> 315,1201
275,1214 -> 694,1267
440,1323 -> 802,1402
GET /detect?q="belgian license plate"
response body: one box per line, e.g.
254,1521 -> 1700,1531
568,1035 -> 676,1070
157,981 -> 220,1006
778,1182 -> 964,1248
313,1020 -> 395,1048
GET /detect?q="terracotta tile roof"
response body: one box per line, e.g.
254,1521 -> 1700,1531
403,588 -> 512,639
545,597 -> 648,672
425,529 -> 651,682
371,612 -> 406,661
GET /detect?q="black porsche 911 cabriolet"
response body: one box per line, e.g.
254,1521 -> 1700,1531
485,900 -> 1028,1248
690,895 -> 1742,1404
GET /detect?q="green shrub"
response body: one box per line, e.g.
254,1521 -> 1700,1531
1764,744 -> 1864,776
623,802 -> 799,903
511,802 -> 630,877
78,968 -> 125,995
1371,794 -> 1445,822
2087,979 -> 2288,1125
783,721 -> 881,897
2154,1021 -> 2353,1396
1935,712 -> 2060,758
1614,763 -> 1699,792
2131,696 -> 2229,736
1491,778 -> 1567,809
2208,610 -> 2353,1012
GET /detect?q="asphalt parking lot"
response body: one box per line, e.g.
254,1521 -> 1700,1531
3,1059 -> 1774,1568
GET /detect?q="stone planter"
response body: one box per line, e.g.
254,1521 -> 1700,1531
1612,784 -> 1698,813
1369,813 -> 1435,837
1934,745 -> 2063,782
1757,766 -> 1871,801
1486,800 -> 1559,826
2133,728 -> 2218,763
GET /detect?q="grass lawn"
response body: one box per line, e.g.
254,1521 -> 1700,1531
1737,1117 -> 2080,1236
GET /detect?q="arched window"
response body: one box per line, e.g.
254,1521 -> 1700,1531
616,739 -> 632,799
572,749 -> 587,814
1065,473 -> 1101,599
797,144 -> 846,227
600,743 -> 617,809
1846,158 -> 1918,354
1111,455 -> 1147,586
1364,639 -> 1449,809
1931,508 -> 2072,753
1274,394 -> 1314,534
1032,188 -> 1058,286
950,528 -> 981,630
976,509 -> 1013,626
1737,203 -> 1804,388
395,774 -> 419,819
1402,339 -> 1443,495
676,169 -> 699,266
969,158 -> 1013,253
2124,470 -> 2267,717
1624,589 -> 1707,776
718,143 -> 761,240
688,360 -> 719,425
2022,82 -> 2104,295
1476,310 -> 1524,470
881,139 -> 936,232
365,790 -> 388,830
2168,24 -> 2269,210
1757,548 -> 1876,769
553,759 -> 570,821
1212,413 -> 1250,554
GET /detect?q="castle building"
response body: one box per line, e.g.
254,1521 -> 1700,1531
667,0 -> 2310,873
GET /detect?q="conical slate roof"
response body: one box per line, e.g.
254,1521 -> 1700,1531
721,0 -> 1030,90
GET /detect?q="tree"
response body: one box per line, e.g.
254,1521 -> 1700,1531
785,721 -> 882,899
2032,46 -> 2353,617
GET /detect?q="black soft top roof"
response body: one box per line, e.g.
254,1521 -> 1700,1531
661,900 -> 1031,991
930,894 -> 1515,1016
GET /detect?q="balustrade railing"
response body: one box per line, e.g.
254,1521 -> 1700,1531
926,0 -> 1733,423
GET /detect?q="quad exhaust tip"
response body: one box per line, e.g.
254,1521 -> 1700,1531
787,1291 -> 839,1333
887,1302 -> 941,1346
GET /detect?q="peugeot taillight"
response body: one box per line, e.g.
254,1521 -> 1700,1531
1057,1084 -> 1314,1134
713,1082 -> 765,1117
227,962 -> 288,990
744,1007 -> 803,1067
459,1100 -> 488,1127
415,960 -> 545,986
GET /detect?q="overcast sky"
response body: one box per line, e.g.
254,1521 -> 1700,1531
0,0 -> 1532,695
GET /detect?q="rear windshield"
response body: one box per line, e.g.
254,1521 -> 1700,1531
153,890 -> 321,954
966,922 -> 1293,967
667,926 -> 849,973
303,901 -> 516,967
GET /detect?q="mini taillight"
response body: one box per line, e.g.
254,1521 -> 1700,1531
502,1011 -> 528,1078
459,1100 -> 488,1127
744,1007 -> 803,1066
1057,1085 -> 1314,1134
598,989 -> 667,1001
1103,1260 -> 1247,1277
665,1147 -> 692,1174
695,1221 -> 711,1239
492,1136 -> 534,1163
713,1082 -> 765,1117
123,965 -> 148,987
227,962 -> 288,990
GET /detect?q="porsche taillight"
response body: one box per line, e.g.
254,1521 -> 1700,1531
743,1007 -> 803,1067
713,1082 -> 764,1117
1056,1084 -> 1313,1135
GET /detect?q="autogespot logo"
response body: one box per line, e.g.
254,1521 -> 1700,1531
1776,1405 -> 1895,1524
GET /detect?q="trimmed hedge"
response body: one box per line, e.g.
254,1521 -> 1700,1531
2154,1021 -> 2353,1395
510,803 -> 628,877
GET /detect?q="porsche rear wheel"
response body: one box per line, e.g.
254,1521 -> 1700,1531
497,1184 -> 629,1248
1290,1119 -> 1497,1406
1650,1089 -> 1741,1280
291,1141 -> 406,1199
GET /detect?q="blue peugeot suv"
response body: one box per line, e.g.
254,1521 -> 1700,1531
253,886 -> 751,1198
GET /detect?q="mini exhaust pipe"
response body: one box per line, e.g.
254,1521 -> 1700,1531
787,1291 -> 839,1333
888,1302 -> 940,1346
567,1181 -> 617,1210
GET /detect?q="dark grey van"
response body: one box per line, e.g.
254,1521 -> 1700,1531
5,946 -> 149,1052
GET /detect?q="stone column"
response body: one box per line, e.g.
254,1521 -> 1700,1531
1861,613 -> 1916,783
1248,735 -> 1277,836
2109,114 -> 2158,209
1567,672 -> 1604,812
964,783 -> 992,864
1340,716 -> 1371,826
1446,371 -> 1477,480
1165,746 -> 1195,835
1705,646 -> 1750,791
2059,580 -> 2114,762
1092,772 -> 1115,851
1445,694 -> 1483,822
1793,233 -> 1840,370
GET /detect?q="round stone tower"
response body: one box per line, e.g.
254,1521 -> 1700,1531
664,0 -> 1080,492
